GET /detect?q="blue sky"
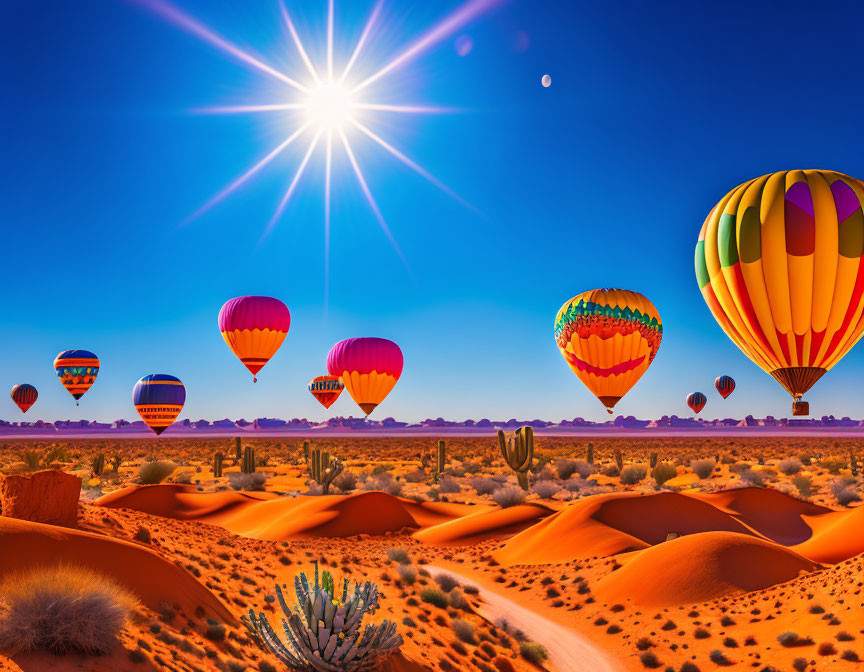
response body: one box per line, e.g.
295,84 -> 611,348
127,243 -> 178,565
3,0 -> 864,424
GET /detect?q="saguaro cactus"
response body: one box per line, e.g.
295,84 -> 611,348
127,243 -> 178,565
432,440 -> 446,483
302,440 -> 310,463
213,452 -> 224,478
649,451 -> 658,469
234,437 -> 242,463
497,426 -> 534,490
306,448 -> 343,494
586,442 -> 595,465
615,448 -> 624,472
242,446 -> 256,474
851,448 -> 859,477
91,453 -> 105,477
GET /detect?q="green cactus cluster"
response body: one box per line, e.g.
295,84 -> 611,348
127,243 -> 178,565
242,446 -> 256,474
306,447 -> 343,494
245,562 -> 402,671
497,426 -> 534,490
213,452 -> 224,478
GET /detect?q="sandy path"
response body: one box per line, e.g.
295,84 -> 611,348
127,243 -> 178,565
425,566 -> 625,672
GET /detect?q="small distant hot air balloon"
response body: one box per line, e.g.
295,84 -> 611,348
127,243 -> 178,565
308,375 -> 344,409
218,296 -> 291,382
541,74 -> 551,88
11,384 -> 38,413
133,374 -> 186,435
554,289 -> 663,414
687,392 -> 707,414
696,170 -> 864,415
327,337 -> 403,415
714,375 -> 735,399
54,350 -> 100,404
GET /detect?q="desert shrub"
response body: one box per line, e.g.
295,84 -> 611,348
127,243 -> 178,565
620,465 -> 647,485
434,573 -> 459,592
638,651 -> 661,668
403,469 -> 426,483
138,460 -> 177,484
739,469 -> 765,486
386,548 -> 411,565
709,650 -> 732,665
171,470 -> 194,484
651,462 -> 677,487
792,658 -> 807,672
533,480 -> 560,499
396,565 -> 416,586
820,456 -> 846,474
364,473 -> 403,496
437,477 -> 461,494
419,589 -> 448,608
817,641 -> 837,655
690,459 -> 716,479
227,472 -> 268,491
462,461 -> 482,475
830,478 -> 860,506
680,663 -> 701,672
448,589 -> 468,610
793,475 -> 813,498
332,470 -> 357,492
451,619 -> 475,644
841,650 -> 860,661
554,459 -> 578,480
520,642 -> 549,663
600,463 -> 620,477
778,459 -> 803,475
469,478 -> 496,495
492,486 -> 526,508
777,632 -> 813,647
0,564 -> 139,655
533,465 -> 557,481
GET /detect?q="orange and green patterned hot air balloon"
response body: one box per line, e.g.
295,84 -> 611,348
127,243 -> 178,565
696,170 -> 864,415
308,375 -> 344,409
327,337 -> 403,415
554,289 -> 663,414
54,349 -> 100,405
218,296 -> 291,382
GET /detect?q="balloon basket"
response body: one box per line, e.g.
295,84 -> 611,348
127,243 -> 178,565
792,401 -> 809,417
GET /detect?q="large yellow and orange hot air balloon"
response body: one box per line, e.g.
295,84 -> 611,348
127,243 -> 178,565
696,170 -> 864,415
327,338 -> 403,415
218,296 -> 290,382
554,289 -> 663,413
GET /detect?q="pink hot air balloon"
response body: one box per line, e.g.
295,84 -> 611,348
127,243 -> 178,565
327,337 -> 403,415
218,296 -> 291,382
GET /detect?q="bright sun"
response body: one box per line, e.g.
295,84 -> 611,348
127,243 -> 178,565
304,82 -> 355,131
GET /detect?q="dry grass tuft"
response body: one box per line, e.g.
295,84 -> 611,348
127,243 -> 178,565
0,564 -> 140,655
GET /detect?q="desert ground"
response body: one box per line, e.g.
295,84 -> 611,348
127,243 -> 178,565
0,435 -> 862,672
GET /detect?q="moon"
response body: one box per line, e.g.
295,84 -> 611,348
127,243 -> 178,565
541,74 -> 551,88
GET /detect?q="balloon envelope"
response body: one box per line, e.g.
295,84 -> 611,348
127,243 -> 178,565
308,375 -> 344,409
11,384 -> 37,414
554,289 -> 662,413
687,391 -> 707,414
54,350 -> 100,401
696,170 -> 864,409
327,337 -> 403,415
714,375 -> 735,399
133,374 -> 186,435
218,296 -> 290,381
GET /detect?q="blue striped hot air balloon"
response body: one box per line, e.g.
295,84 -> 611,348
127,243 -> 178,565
714,375 -> 735,399
686,391 -> 707,414
133,374 -> 186,435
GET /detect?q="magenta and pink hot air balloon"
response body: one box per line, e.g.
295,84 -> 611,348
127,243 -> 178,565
218,296 -> 291,382
327,337 -> 403,415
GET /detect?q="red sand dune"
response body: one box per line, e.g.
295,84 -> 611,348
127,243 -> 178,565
594,531 -> 820,607
792,504 -> 864,563
414,503 -> 554,546
0,516 -> 233,623
97,486 -> 483,540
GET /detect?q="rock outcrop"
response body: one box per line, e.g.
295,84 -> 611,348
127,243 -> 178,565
0,469 -> 81,528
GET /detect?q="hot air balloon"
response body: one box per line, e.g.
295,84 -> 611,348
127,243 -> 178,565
308,375 -> 344,409
54,350 -> 100,404
133,374 -> 186,435
687,392 -> 707,414
327,338 -> 403,415
11,384 -> 38,413
554,289 -> 663,414
715,375 -> 735,399
696,170 -> 864,416
218,296 -> 291,382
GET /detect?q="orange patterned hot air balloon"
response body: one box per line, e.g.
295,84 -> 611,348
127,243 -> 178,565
218,296 -> 291,382
308,375 -> 344,409
554,289 -> 663,414
327,338 -> 403,415
696,170 -> 864,415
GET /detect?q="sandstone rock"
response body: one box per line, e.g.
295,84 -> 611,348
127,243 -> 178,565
0,469 -> 81,528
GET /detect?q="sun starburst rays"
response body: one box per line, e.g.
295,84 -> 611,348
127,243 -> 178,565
135,0 -> 500,298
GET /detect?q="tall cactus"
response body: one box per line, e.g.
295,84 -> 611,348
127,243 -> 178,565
302,440 -> 310,463
306,448 -> 343,494
432,440 -> 446,483
649,451 -> 658,469
851,448 -> 859,477
234,437 -> 242,463
244,562 -> 402,671
614,448 -> 624,472
586,442 -> 594,465
497,426 -> 534,490
213,452 -> 224,478
91,453 -> 105,477
242,446 -> 256,474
